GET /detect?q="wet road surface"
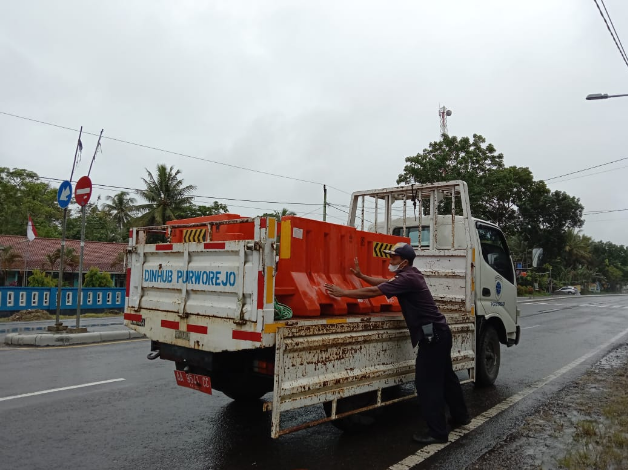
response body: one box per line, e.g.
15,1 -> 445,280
1,295 -> 627,470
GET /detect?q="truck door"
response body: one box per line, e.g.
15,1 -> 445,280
475,223 -> 517,336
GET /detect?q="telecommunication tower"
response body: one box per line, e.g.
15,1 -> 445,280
438,105 -> 452,135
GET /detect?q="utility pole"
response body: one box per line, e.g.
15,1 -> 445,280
76,129 -> 103,329
51,126 -> 83,332
323,185 -> 327,222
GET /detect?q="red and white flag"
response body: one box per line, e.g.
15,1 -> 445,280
27,216 -> 38,241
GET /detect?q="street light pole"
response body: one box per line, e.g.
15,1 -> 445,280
586,93 -> 628,100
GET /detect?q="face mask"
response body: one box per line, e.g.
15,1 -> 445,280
388,262 -> 403,273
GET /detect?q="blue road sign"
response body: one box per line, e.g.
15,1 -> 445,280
516,262 -> 523,269
57,180 -> 73,209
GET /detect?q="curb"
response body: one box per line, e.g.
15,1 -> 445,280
0,322 -> 124,335
3,330 -> 145,347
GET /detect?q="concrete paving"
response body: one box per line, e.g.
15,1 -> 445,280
3,328 -> 144,347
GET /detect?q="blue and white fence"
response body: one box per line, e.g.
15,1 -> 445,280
0,287 -> 125,317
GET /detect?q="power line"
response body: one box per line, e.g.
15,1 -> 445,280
549,163 -> 628,183
583,208 -> 628,215
0,110 -> 350,195
601,0 -> 628,62
592,0 -> 628,70
37,175 -> 325,206
542,156 -> 628,181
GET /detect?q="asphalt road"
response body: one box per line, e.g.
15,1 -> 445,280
1,295 -> 627,470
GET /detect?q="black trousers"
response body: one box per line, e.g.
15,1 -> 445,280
415,326 -> 469,439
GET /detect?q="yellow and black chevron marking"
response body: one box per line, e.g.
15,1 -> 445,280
373,242 -> 394,258
183,228 -> 207,243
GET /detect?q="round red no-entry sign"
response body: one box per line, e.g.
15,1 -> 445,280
75,176 -> 93,206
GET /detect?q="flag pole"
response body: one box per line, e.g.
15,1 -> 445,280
51,127 -> 83,332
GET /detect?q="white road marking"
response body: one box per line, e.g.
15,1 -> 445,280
521,325 -> 540,330
388,326 -> 628,470
0,378 -> 125,402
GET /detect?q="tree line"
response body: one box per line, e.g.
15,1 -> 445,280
398,134 -> 626,292
2,134 -> 626,292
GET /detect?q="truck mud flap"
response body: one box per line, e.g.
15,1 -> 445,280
266,318 -> 475,438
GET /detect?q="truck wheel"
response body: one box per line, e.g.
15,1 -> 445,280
214,373 -> 272,402
475,325 -> 500,387
323,392 -> 378,432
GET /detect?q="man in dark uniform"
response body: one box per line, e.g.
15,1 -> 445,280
324,242 -> 470,444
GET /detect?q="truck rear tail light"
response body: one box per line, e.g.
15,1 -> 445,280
253,360 -> 275,375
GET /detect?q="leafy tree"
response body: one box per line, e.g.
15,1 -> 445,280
261,208 -> 297,220
0,167 -> 63,238
0,246 -> 23,285
517,190 -> 584,263
177,202 -> 229,219
83,267 -> 114,287
28,269 -> 57,287
397,134 -> 505,221
135,164 -> 196,226
102,191 -> 137,231
110,251 -> 125,271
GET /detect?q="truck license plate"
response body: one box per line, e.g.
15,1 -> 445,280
174,371 -> 212,395
175,330 -> 189,341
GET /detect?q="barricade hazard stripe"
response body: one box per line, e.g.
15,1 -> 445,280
156,244 -> 174,251
267,218 -> 276,239
161,320 -> 179,330
204,242 -> 226,250
232,330 -> 262,342
260,218 -> 267,229
187,324 -> 208,334
124,313 -> 142,322
373,242 -> 393,258
264,323 -> 282,334
183,228 -> 207,243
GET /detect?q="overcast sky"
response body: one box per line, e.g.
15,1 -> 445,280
1,0 -> 627,244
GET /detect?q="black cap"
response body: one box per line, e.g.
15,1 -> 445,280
383,242 -> 416,262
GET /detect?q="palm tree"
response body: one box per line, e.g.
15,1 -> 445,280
44,251 -> 60,271
563,229 -> 591,270
63,248 -> 80,272
0,246 -> 23,285
135,164 -> 196,226
102,191 -> 137,231
262,208 -> 297,220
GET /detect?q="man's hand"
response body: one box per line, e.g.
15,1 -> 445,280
325,283 -> 345,298
350,257 -> 362,279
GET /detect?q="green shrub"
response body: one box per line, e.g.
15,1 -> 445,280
28,269 -> 57,287
83,267 -> 114,288
526,286 -> 534,295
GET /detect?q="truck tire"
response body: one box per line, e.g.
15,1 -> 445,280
475,324 -> 500,387
322,392 -> 378,432
214,373 -> 272,402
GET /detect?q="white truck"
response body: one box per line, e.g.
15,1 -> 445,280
125,180 -> 520,438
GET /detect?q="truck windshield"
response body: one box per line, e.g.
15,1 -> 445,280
392,226 -> 430,248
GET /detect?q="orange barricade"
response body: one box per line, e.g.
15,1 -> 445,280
168,214 -> 254,243
355,230 -> 409,313
275,217 -> 409,317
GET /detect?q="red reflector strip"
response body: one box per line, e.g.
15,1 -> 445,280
187,324 -> 208,334
203,242 -> 226,250
125,268 -> 131,298
232,330 -> 262,342
161,320 -> 180,330
257,271 -> 264,309
260,218 -> 267,229
124,313 -> 142,322
155,244 -> 174,251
